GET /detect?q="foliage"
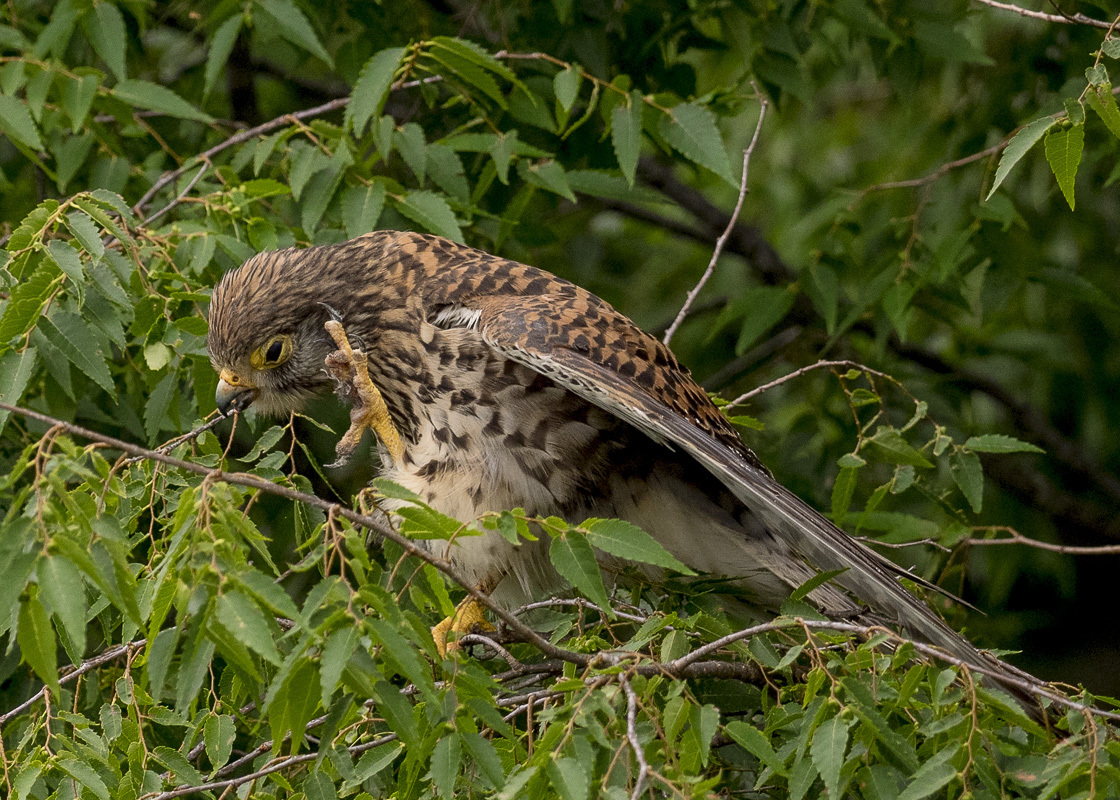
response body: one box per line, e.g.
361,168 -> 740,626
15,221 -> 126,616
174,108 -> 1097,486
2,0 -> 1120,798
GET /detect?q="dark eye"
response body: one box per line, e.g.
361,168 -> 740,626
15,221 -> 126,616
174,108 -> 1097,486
265,339 -> 284,363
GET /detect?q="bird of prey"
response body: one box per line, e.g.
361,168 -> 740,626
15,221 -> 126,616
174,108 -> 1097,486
207,230 -> 1038,703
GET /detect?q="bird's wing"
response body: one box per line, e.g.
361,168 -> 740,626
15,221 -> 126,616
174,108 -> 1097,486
469,292 -> 987,664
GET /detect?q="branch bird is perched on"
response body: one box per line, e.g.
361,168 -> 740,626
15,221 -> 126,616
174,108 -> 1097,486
207,231 -> 1042,708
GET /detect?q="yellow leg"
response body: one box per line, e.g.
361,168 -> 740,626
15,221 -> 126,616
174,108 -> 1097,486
432,577 -> 501,658
324,319 -> 405,468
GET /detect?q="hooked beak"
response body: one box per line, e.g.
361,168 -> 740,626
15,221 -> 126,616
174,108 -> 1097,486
215,369 -> 258,415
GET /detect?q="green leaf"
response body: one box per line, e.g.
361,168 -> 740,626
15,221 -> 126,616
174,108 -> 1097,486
431,733 -> 461,800
1044,124 -> 1084,210
611,89 -> 643,187
349,46 -> 405,134
152,746 -> 204,786
256,0 -> 333,67
987,117 -> 1055,199
1086,64 -> 1109,86
582,518 -> 694,574
46,239 -> 85,297
395,122 -> 428,184
269,659 -> 321,754
0,347 -> 38,434
427,144 -> 469,202
301,147 -> 352,232
657,102 -> 735,185
554,66 -> 581,113
810,714 -> 852,798
371,678 -> 418,746
60,74 -> 100,132
520,159 -> 575,201
0,95 -> 44,151
549,530 -> 611,612
18,588 -> 60,697
342,182 -> 385,237
320,626 -> 358,706
55,757 -> 109,800
38,555 -> 87,657
734,286 -> 796,354
725,720 -> 788,776
868,427 -> 934,468
62,210 -> 105,258
546,756 -> 589,800
1085,87 -> 1119,137
216,590 -> 281,665
430,36 -> 516,82
38,312 -> 114,393
33,0 -> 79,58
144,370 -> 178,443
490,130 -> 518,184
950,450 -> 983,513
204,15 -> 242,97
0,257 -> 60,346
897,745 -> 960,800
85,2 -> 127,81
113,79 -> 215,123
395,191 -> 463,242
204,713 -> 236,772
964,434 -> 1044,454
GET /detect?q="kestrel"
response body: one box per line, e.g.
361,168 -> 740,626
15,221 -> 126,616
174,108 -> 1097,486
207,231 -> 1036,702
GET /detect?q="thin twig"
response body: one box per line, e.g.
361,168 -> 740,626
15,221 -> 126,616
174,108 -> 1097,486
967,526 -> 1120,555
727,359 -> 894,407
663,94 -> 768,346
621,674 -> 650,800
141,162 -> 211,227
863,143 -> 1005,192
971,0 -> 1111,29
122,412 -> 231,465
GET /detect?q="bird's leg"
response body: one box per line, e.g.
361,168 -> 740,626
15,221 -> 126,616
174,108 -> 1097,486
431,575 -> 501,659
323,319 -> 405,469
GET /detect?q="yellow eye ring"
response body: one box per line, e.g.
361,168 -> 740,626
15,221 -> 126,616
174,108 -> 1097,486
250,334 -> 292,369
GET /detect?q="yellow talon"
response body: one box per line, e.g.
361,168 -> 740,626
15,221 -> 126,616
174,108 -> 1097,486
324,319 -> 405,468
432,597 -> 496,658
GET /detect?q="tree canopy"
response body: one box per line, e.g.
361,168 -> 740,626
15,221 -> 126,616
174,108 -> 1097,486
2,1 -> 1120,798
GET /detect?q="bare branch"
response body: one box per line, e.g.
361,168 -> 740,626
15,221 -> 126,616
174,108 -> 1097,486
727,359 -> 896,407
621,674 -> 650,800
663,94 -> 768,346
971,0 -> 1111,29
968,526 -> 1120,555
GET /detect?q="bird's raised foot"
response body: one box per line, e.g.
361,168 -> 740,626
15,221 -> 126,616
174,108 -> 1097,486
431,597 -> 497,659
323,319 -> 405,468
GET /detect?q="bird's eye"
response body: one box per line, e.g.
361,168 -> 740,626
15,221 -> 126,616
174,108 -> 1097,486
251,335 -> 292,369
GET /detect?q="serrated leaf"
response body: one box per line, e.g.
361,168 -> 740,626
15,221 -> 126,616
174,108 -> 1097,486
810,714 -> 852,799
657,102 -> 735,185
430,36 -> 516,82
583,518 -> 694,574
431,733 -> 461,800
964,434 -> 1044,453
60,73 -> 99,133
950,450 -> 983,513
320,626 -> 358,706
427,143 -> 469,201
868,427 -> 934,468
549,530 -> 611,612
554,66 -> 581,113
371,678 -> 418,746
301,147 -> 352,232
349,46 -> 405,134
611,89 -> 643,186
396,191 -> 463,242
0,347 -> 38,434
38,555 -> 87,657
490,130 -> 518,184
342,183 -> 385,237
18,588 -> 60,697
547,756 -> 589,800
520,159 -> 575,201
1104,40 -> 1120,59
62,210 -> 104,258
204,15 -> 242,97
987,117 -> 1055,199
1086,64 -> 1109,86
830,465 -> 858,523
0,257 -> 60,345
144,370 -> 178,443
215,590 -> 281,665
1087,85 -> 1120,139
86,2 -> 127,81
153,746 -> 204,786
0,95 -> 44,150
39,311 -> 114,393
395,122 -> 427,184
725,720 -> 788,776
113,79 -> 215,123
1044,124 -> 1084,210
257,0 -> 333,67
204,714 -> 236,772
55,757 -> 108,800
897,745 -> 960,800
426,41 -> 506,108
46,239 -> 85,296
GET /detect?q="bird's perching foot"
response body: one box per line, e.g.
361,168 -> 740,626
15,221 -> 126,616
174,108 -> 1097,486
432,576 -> 501,659
323,319 -> 405,469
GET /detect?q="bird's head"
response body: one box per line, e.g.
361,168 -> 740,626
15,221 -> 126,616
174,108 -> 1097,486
207,247 -> 344,417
